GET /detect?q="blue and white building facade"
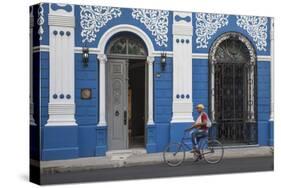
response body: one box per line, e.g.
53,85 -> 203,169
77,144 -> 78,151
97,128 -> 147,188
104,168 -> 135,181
30,3 -> 274,161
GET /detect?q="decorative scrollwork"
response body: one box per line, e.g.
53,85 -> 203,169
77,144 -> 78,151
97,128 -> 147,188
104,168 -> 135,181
236,16 -> 268,51
132,8 -> 169,47
37,3 -> 44,41
80,5 -> 122,43
195,13 -> 229,48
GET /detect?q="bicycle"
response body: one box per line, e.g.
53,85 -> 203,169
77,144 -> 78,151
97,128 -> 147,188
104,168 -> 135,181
163,127 -> 224,167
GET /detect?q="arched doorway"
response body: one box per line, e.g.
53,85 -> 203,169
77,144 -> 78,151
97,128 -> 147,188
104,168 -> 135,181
105,32 -> 148,150
209,32 -> 257,145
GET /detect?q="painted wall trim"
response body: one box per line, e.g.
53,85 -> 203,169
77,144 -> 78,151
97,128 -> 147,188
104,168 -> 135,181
48,15 -> 75,27
33,45 -> 173,57
146,56 -> 155,125
32,45 -> 272,62
45,3 -> 77,126
33,45 -> 49,53
192,53 -> 208,59
171,11 -> 194,123
97,54 -> 107,127
257,55 -> 272,62
192,52 -> 271,61
97,24 -> 155,56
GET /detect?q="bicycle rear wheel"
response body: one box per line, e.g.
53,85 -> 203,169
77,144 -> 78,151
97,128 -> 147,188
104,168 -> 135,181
201,140 -> 224,164
163,143 -> 185,167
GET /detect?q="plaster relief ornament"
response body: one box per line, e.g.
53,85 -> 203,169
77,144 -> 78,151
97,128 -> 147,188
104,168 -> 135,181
195,13 -> 229,48
132,9 -> 169,47
236,16 -> 268,51
37,3 -> 44,40
80,5 -> 122,43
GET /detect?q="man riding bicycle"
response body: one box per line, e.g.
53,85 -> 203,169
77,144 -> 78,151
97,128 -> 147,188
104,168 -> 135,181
186,104 -> 209,157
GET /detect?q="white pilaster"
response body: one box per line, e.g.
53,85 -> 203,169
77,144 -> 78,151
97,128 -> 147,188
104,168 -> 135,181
147,56 -> 155,125
171,12 -> 194,123
269,18 -> 274,121
46,3 -> 77,126
97,54 -> 107,126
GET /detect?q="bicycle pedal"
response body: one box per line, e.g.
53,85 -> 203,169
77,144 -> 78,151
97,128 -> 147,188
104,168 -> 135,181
193,155 -> 202,162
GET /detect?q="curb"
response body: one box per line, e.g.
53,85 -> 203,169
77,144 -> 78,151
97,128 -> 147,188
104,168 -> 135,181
39,146 -> 273,175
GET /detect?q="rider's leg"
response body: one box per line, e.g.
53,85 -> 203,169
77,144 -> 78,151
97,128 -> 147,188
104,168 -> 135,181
197,131 -> 208,149
191,129 -> 199,149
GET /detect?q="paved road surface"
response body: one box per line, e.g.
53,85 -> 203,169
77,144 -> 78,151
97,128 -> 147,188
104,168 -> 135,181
40,156 -> 273,185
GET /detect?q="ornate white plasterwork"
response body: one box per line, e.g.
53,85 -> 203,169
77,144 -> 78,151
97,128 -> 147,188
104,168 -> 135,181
37,3 -> 44,40
195,13 -> 229,48
132,9 -> 169,47
80,6 -> 122,43
236,16 -> 268,51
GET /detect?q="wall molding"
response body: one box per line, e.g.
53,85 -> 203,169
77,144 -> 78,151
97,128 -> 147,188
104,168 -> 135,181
173,25 -> 193,36
192,53 -> 208,59
33,45 -> 173,57
192,52 -> 272,62
33,45 -> 271,62
33,45 -> 49,53
48,15 -> 75,27
257,55 -> 272,62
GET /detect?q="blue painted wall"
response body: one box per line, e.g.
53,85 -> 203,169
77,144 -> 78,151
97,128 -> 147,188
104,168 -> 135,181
75,53 -> 99,157
192,59 -> 209,118
152,57 -> 173,152
257,61 -> 271,145
40,51 -> 49,127
33,3 -> 273,161
41,126 -> 79,160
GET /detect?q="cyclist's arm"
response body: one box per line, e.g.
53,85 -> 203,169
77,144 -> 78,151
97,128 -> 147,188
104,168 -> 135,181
194,121 -> 207,128
194,113 -> 207,128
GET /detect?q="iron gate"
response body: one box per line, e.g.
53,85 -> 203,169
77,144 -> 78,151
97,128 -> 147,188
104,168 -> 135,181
209,32 -> 257,145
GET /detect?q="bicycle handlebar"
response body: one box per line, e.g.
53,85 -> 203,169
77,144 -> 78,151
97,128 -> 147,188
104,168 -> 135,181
185,126 -> 195,132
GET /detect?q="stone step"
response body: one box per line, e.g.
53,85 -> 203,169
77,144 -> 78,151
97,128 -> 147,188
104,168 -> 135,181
106,148 -> 147,161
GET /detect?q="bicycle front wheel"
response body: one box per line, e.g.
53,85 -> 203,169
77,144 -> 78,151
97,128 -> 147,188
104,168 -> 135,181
201,140 -> 224,164
163,143 -> 185,167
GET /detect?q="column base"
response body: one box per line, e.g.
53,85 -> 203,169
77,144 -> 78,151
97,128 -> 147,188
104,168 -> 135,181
146,124 -> 157,153
95,126 -> 107,156
41,126 -> 79,160
268,120 -> 274,146
46,103 -> 77,126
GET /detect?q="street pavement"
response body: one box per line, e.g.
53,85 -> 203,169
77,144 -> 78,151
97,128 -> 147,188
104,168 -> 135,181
40,156 -> 273,185
39,146 -> 273,174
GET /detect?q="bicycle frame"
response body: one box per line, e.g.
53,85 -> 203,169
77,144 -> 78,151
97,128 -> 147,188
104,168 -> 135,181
180,130 -> 210,154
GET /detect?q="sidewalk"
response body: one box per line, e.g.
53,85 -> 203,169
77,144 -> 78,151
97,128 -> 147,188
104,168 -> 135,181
37,146 -> 273,174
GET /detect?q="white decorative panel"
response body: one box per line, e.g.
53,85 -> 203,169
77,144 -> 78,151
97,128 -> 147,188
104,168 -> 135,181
132,8 -> 169,47
80,5 -> 122,43
236,16 -> 268,51
46,3 -> 77,126
195,13 -> 229,48
171,12 -> 194,123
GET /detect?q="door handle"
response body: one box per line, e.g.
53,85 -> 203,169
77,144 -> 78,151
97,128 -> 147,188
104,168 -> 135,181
124,110 -> 127,125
